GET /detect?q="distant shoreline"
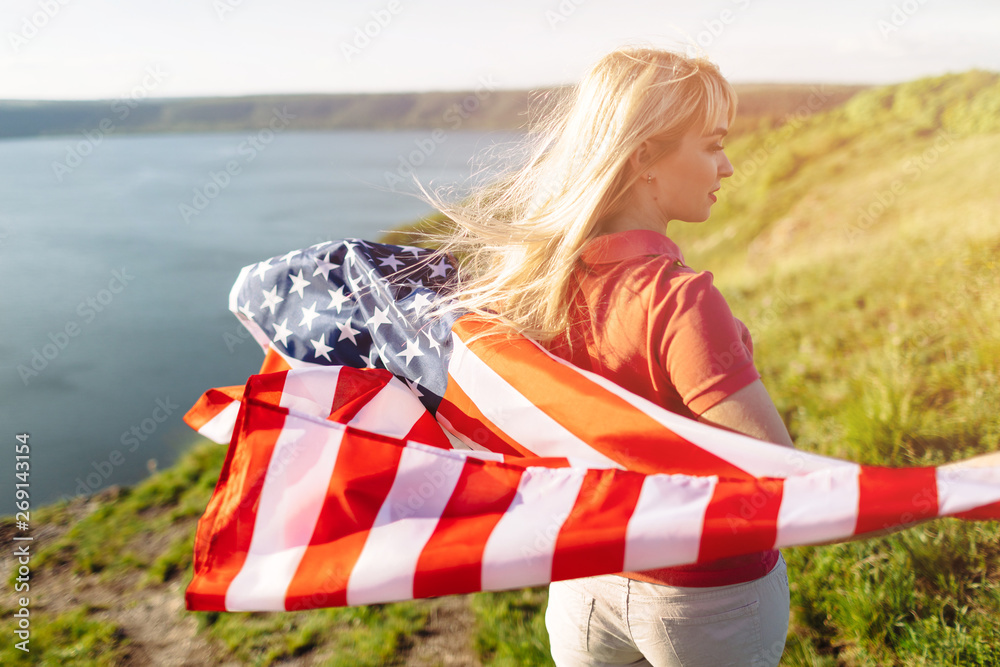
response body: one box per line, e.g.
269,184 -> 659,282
1,83 -> 869,140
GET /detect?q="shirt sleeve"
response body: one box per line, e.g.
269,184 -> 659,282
650,269 -> 760,415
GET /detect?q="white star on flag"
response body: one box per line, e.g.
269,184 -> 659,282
310,333 -> 334,361
272,318 -> 293,346
337,319 -> 361,345
327,287 -> 351,313
280,249 -> 302,263
367,306 -> 392,331
428,257 -> 451,279
405,377 -> 424,398
253,258 -> 273,280
299,302 -> 320,330
397,338 -> 425,366
313,255 -> 339,280
407,292 -> 433,313
424,329 -> 442,355
289,270 -> 311,298
379,254 -> 404,272
260,285 -> 284,315
238,301 -> 255,320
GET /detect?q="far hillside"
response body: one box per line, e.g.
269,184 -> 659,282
0,83 -> 865,139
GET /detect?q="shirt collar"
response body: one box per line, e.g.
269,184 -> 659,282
580,229 -> 684,266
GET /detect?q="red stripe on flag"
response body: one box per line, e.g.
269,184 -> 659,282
183,385 -> 244,431
855,466 -> 938,535
439,381 -> 526,456
551,469 -> 644,581
283,429 -> 406,610
405,411 -> 453,449
412,462 -> 525,598
954,501 -> 1000,520
328,367 -> 394,423
699,477 -> 784,562
185,386 -> 288,611
247,370 -> 289,412
454,317 -> 751,478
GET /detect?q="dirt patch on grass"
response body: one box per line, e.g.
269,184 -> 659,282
402,596 -> 481,666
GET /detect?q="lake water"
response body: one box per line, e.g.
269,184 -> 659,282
0,128 -> 523,515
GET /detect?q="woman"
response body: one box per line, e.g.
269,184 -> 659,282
423,47 -> 792,665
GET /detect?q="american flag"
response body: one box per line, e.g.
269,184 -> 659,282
184,239 -> 1000,612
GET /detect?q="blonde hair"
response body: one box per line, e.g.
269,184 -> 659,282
421,46 -> 737,343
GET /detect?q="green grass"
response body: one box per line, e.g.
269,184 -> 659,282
192,603 -> 429,666
0,607 -> 129,666
23,442 -> 227,583
471,588 -> 552,666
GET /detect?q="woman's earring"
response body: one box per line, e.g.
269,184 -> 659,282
647,174 -> 654,184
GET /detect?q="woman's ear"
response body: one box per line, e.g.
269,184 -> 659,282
628,140 -> 653,176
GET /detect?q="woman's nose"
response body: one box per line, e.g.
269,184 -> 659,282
719,152 -> 734,179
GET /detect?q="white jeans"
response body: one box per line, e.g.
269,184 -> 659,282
545,555 -> 789,667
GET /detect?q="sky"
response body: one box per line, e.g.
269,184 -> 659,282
1,0 -> 998,100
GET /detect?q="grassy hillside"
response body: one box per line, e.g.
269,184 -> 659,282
667,68 -> 1000,665
5,71 -> 1000,664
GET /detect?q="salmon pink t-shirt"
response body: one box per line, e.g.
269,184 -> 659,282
547,229 -> 780,587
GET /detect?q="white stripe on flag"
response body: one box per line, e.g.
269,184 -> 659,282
346,445 -> 465,605
449,335 -> 620,469
197,400 -> 241,445
435,412 -> 498,453
623,474 -> 716,572
278,367 -> 344,418
936,465 -> 1000,516
480,466 -> 587,591
225,415 -> 345,611
348,376 -> 427,439
544,348 -> 853,478
775,465 -> 861,547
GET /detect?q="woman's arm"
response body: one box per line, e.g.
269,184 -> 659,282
697,379 -> 794,448
701,381 -> 1000,544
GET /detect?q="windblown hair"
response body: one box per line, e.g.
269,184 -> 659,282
421,46 -> 737,343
